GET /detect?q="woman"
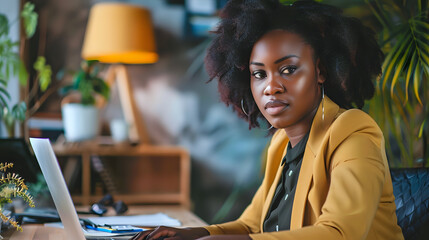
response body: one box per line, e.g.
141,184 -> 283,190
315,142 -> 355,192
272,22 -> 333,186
132,0 -> 404,239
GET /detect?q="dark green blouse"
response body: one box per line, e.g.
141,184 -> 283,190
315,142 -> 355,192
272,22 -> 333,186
263,132 -> 310,232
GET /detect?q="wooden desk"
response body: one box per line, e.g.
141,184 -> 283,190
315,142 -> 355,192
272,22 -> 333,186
53,139 -> 190,208
5,205 -> 207,240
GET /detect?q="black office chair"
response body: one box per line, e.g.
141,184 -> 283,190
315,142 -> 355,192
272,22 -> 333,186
390,168 -> 429,240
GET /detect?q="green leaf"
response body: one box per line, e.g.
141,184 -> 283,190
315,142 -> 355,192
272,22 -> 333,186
21,2 -> 38,38
423,62 -> 429,77
78,78 -> 95,105
96,79 -> 110,100
413,61 -> 422,105
381,33 -> 411,90
33,56 -> 45,71
404,51 -> 418,103
39,69 -> 52,91
72,71 -> 85,89
2,107 -> 14,135
11,101 -> 26,122
390,39 -> 413,97
413,27 -> 429,41
33,57 -> 52,91
419,50 -> 429,67
0,87 -> 11,100
414,19 -> 429,29
418,119 -> 426,138
0,14 -> 9,37
70,60 -> 108,104
18,60 -> 28,86
0,94 -> 8,108
5,58 -> 10,81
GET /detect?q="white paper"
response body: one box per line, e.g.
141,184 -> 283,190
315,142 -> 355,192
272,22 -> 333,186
45,222 -> 140,237
87,213 -> 181,227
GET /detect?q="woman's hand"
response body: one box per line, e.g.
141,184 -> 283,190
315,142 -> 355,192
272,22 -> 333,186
130,226 -> 209,240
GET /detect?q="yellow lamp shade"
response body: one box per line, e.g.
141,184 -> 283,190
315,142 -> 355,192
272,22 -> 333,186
82,3 -> 158,64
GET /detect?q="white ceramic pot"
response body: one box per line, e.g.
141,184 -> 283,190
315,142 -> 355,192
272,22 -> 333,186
62,103 -> 99,142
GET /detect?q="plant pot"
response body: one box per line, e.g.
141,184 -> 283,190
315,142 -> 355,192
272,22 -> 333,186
61,103 -> 100,142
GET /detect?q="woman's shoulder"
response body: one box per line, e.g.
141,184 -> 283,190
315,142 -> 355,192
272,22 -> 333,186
327,108 -> 383,147
326,108 -> 387,169
332,108 -> 381,132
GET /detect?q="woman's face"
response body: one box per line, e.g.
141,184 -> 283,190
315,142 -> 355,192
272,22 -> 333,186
249,30 -> 324,130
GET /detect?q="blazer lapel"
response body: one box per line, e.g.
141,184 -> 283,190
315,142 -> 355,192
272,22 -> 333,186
260,130 -> 289,232
290,97 -> 339,229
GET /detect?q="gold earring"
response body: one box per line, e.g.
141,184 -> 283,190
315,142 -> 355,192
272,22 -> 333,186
322,84 -> 325,121
241,99 -> 249,117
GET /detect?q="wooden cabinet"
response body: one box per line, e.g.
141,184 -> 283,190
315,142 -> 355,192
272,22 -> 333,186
52,139 -> 190,208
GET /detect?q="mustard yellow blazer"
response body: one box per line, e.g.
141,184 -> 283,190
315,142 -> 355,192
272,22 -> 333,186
204,97 -> 404,240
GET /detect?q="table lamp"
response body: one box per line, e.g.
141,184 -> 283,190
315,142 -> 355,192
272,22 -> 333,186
81,2 -> 158,144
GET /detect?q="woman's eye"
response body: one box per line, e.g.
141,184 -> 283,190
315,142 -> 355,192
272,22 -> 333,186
280,66 -> 297,75
252,71 -> 266,79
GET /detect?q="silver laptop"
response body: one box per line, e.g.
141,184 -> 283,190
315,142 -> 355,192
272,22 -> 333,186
29,138 -> 136,240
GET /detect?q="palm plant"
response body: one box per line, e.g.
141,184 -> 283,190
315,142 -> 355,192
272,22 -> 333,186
365,0 -> 429,167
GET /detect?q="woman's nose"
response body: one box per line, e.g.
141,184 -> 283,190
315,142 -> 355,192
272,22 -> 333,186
264,75 -> 285,95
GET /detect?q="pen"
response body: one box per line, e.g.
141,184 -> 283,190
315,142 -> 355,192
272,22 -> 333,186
80,218 -> 98,228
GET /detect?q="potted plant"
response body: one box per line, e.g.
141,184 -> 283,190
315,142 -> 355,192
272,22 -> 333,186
0,3 -> 52,138
61,60 -> 110,142
0,162 -> 34,238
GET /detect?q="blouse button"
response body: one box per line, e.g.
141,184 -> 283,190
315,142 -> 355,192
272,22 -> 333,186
285,194 -> 289,201
288,170 -> 293,176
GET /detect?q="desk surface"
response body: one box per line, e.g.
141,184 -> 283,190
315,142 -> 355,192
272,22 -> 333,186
4,205 -> 207,240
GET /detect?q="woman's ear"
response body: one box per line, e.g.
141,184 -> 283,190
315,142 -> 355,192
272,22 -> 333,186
315,58 -> 326,84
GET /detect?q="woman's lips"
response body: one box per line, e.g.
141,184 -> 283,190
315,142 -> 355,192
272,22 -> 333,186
265,100 -> 289,115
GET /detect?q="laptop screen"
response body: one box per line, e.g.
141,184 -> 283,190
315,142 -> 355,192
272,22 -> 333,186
0,138 -> 41,183
30,138 -> 86,240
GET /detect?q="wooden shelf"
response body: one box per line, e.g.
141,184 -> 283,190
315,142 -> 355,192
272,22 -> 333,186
52,138 -> 190,208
